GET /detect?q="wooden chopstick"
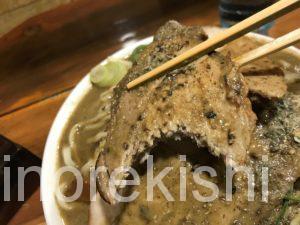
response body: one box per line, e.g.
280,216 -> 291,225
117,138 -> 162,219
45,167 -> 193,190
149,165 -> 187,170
233,28 -> 300,67
127,0 -> 300,89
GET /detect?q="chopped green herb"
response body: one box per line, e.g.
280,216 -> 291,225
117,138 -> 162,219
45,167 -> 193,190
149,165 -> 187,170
284,195 -> 300,202
275,189 -> 294,225
139,205 -> 153,222
129,44 -> 149,63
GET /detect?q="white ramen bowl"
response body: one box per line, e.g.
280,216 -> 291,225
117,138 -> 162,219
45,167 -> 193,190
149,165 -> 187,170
41,28 -> 300,225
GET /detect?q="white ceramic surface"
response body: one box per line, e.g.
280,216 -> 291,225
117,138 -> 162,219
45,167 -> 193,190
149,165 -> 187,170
41,29 -> 300,225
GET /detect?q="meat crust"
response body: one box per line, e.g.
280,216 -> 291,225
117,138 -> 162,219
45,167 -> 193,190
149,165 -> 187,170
96,21 -> 257,204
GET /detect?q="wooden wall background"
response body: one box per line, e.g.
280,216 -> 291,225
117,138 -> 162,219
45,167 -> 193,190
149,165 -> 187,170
0,0 -> 76,37
0,0 -> 299,224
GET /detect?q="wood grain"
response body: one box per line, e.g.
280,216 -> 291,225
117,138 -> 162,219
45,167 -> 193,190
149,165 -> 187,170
0,91 -> 69,158
269,8 -> 300,38
0,0 -> 74,37
0,0 -> 299,224
7,189 -> 44,225
20,215 -> 45,225
0,0 -> 35,14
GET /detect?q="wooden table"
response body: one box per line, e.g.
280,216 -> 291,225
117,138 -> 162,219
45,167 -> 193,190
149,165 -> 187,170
0,0 -> 299,224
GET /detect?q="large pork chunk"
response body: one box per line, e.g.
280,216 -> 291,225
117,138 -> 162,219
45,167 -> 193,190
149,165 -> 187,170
96,21 -> 256,203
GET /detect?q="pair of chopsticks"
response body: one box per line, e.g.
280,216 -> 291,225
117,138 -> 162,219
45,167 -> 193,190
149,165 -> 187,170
127,0 -> 300,89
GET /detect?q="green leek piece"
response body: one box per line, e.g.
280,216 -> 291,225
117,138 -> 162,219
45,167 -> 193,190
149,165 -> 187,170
90,58 -> 132,87
129,44 -> 148,63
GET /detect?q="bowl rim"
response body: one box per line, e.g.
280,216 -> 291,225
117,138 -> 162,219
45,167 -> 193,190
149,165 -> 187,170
41,36 -> 153,225
41,32 -> 300,225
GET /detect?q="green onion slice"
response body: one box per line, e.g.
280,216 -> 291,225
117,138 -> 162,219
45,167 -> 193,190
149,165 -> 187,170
90,58 -> 132,87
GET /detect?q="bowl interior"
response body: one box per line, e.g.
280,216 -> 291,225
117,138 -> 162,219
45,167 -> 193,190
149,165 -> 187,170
41,28 -> 300,225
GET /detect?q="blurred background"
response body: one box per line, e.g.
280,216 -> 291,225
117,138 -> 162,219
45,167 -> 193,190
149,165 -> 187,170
0,0 -> 299,224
